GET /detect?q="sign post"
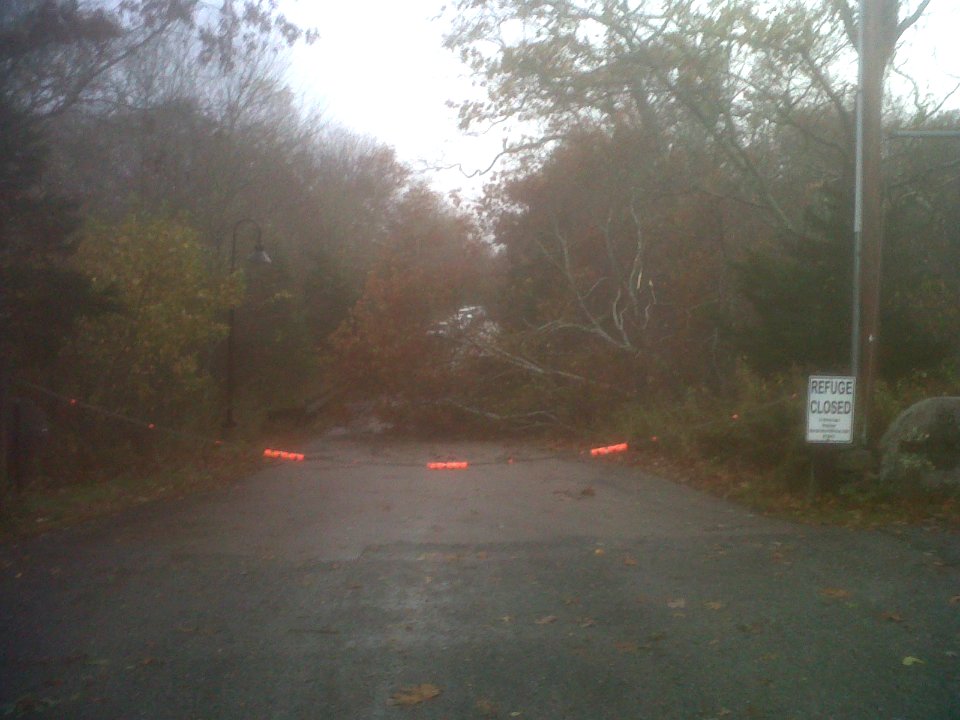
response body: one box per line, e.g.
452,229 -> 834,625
806,375 -> 856,497
806,375 -> 856,445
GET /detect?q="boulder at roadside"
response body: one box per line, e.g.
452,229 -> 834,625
878,397 -> 960,492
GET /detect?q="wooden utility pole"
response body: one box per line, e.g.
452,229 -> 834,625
853,0 -> 894,446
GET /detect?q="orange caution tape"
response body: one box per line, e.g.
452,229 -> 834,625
590,442 -> 629,457
427,461 -> 469,470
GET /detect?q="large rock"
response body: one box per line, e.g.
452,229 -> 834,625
878,397 -> 960,492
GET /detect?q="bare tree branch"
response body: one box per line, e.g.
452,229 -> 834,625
896,0 -> 933,41
440,400 -> 578,432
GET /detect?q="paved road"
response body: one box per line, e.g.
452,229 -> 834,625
1,437 -> 959,719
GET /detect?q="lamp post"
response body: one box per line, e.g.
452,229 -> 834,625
223,218 -> 271,431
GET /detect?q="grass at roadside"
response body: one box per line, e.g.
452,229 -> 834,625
595,366 -> 960,531
624,448 -> 960,530
0,444 -> 262,542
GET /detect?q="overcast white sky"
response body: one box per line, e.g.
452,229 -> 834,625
283,1 -> 960,201
284,0 -> 497,200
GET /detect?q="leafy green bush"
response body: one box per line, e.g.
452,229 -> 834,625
614,365 -> 808,487
67,215 -> 241,421
30,214 -> 242,483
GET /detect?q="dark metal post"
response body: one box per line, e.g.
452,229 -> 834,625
0,362 -> 8,494
223,219 -> 268,432
223,307 -> 237,430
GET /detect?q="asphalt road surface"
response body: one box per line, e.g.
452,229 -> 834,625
2,436 -> 959,719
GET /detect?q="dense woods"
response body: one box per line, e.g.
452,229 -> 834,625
0,1 -> 483,492
433,0 -> 960,485
2,0 -> 959,503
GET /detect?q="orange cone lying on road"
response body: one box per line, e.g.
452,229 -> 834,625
263,449 -> 305,461
590,443 -> 628,457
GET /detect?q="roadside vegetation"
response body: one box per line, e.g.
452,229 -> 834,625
2,0 -> 959,533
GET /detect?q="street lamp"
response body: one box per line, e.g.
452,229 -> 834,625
223,218 -> 271,431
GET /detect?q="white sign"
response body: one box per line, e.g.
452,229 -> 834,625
806,375 -> 856,444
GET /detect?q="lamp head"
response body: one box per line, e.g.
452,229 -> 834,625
247,241 -> 272,265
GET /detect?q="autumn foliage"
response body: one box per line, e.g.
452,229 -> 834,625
329,256 -> 459,401
325,186 -> 494,427
62,215 -> 241,422
6,0 -> 960,508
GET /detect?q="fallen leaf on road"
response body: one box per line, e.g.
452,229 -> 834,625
580,487 -> 596,497
705,601 -> 725,611
614,641 -> 638,653
388,684 -> 441,706
902,656 -> 925,667
704,709 -> 733,719
126,656 -> 163,670
577,617 -> 597,628
821,587 -> 852,600
15,695 -> 63,713
880,611 -> 904,623
736,622 -> 764,635
476,698 -> 498,716
500,615 -> 513,623
667,598 -> 687,609
594,548 -> 606,557
623,556 -> 638,566
949,595 -> 960,605
535,615 -> 558,625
